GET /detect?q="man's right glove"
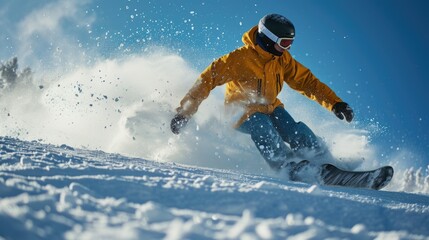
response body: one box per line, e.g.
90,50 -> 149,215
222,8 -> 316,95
332,102 -> 354,122
170,114 -> 189,134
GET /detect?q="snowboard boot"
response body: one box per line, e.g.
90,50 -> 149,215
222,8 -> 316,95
282,160 -> 312,181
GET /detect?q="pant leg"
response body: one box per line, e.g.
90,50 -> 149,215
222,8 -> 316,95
237,113 -> 291,170
270,107 -> 320,151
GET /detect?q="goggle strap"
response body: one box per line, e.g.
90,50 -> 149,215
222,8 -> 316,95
258,22 -> 279,43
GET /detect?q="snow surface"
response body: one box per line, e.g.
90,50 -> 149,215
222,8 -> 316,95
1,136 -> 429,240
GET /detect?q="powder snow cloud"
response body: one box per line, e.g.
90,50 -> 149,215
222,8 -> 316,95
3,0 -> 95,71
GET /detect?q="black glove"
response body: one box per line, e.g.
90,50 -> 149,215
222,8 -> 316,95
332,102 -> 354,122
170,114 -> 189,134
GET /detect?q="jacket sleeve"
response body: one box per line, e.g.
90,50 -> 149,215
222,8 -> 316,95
176,50 -> 242,117
284,58 -> 342,111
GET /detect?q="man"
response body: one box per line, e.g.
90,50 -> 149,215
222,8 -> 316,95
170,14 -> 354,171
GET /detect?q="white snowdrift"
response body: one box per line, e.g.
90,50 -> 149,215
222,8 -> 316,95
1,136 -> 428,239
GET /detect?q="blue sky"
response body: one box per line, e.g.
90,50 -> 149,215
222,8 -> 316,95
1,0 -> 428,166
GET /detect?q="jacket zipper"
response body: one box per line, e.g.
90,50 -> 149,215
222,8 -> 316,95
257,79 -> 262,97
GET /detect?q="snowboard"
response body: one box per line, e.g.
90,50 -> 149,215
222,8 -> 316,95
288,160 -> 394,190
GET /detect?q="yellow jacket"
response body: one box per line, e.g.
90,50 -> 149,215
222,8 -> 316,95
177,26 -> 342,127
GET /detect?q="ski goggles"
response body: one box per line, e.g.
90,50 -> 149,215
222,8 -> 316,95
258,22 -> 295,50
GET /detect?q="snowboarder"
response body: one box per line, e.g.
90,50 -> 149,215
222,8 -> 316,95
170,14 -> 354,171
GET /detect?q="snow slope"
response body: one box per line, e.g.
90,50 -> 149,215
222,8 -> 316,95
1,136 -> 428,240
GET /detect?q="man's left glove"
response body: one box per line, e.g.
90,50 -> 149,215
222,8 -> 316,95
170,114 -> 189,134
332,102 -> 354,122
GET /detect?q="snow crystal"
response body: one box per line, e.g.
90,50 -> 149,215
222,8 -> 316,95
351,224 -> 367,234
227,210 -> 253,238
306,185 -> 324,195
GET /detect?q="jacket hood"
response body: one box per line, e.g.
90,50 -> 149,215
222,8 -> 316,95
242,26 -> 259,48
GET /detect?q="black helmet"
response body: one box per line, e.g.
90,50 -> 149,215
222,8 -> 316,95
256,14 -> 295,56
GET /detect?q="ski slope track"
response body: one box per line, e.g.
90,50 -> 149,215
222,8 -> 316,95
1,136 -> 428,240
